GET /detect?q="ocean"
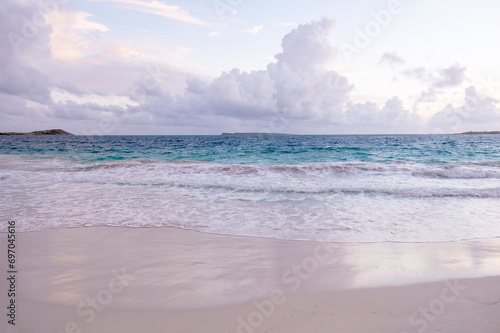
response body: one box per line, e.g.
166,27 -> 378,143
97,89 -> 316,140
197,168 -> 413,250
1,134 -> 499,242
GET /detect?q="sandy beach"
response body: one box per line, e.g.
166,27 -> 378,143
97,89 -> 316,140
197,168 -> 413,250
1,227 -> 500,333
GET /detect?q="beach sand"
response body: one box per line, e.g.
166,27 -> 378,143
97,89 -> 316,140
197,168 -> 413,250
1,227 -> 500,333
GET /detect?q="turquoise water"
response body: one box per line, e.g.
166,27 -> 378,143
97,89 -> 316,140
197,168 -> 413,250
1,134 -> 499,242
1,134 -> 499,164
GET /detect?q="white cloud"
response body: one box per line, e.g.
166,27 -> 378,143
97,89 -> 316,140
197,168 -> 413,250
47,10 -> 109,61
0,1 -> 469,135
344,97 -> 422,133
404,63 -> 467,103
126,17 -> 428,133
119,17 -> 430,134
429,86 -> 500,132
0,0 -> 52,105
243,25 -> 263,34
404,64 -> 466,89
90,0 -> 207,26
52,17 -> 422,134
207,31 -> 221,38
434,64 -> 467,89
278,22 -> 298,27
379,52 -> 404,66
275,18 -> 335,71
51,90 -> 136,108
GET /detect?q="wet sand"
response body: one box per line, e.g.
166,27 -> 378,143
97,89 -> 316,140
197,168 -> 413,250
1,227 -> 500,332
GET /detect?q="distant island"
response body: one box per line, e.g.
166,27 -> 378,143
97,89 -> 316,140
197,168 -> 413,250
0,129 -> 73,135
458,131 -> 500,135
221,132 -> 293,136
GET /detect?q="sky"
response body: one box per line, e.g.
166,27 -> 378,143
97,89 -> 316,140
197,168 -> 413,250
1,0 -> 500,135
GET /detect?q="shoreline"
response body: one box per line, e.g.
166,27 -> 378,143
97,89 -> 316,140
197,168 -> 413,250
12,224 -> 500,245
2,226 -> 500,332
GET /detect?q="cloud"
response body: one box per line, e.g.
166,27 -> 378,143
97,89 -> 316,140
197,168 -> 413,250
90,0 -> 207,26
379,52 -> 404,66
123,17 -> 424,134
207,31 -> 221,37
0,0 -> 52,105
128,17 -> 353,132
47,10 -> 109,61
278,22 -> 299,27
52,16 -> 421,134
429,86 -> 500,132
0,0 -> 138,133
51,100 -> 126,121
403,66 -> 426,80
404,63 -> 467,102
433,64 -> 466,89
404,64 -> 466,89
275,17 -> 335,71
243,25 -> 263,34
344,97 -> 422,133
0,4 -> 438,135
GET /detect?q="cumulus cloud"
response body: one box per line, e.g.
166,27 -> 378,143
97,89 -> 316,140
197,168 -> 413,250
65,16 -> 423,134
404,63 -> 467,102
51,100 -> 125,121
0,0 -> 58,134
429,86 -> 500,132
0,0 -> 135,133
0,0 -> 52,104
433,64 -> 467,89
404,64 -> 466,89
379,52 -> 404,66
344,97 -> 422,133
275,17 -> 335,71
127,17 -> 425,134
128,17 -> 355,132
47,10 -> 109,61
0,3 -> 436,135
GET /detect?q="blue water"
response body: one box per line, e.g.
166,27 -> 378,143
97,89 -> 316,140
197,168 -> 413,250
1,134 -> 499,242
1,134 -> 499,164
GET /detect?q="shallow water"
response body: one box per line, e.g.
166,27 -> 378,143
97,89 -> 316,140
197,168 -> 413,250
1,134 -> 499,242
